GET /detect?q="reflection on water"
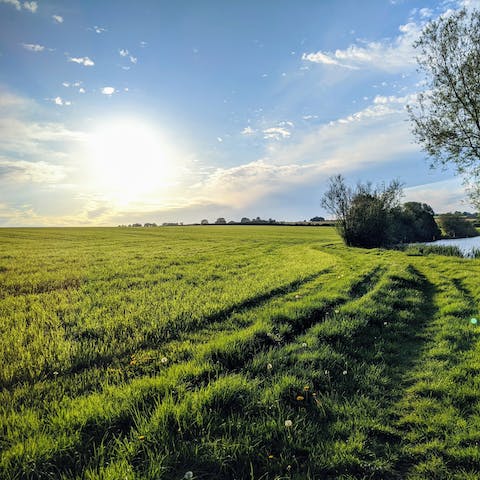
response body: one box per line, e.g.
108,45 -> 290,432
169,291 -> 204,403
426,236 -> 480,256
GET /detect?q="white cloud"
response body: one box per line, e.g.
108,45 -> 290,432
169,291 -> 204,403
301,51 -> 359,69
101,86 -> 115,95
0,0 -> 21,10
22,1 -> 36,12
130,56 -> 137,64
52,14 -> 63,23
68,56 -> 94,66
263,127 -> 291,140
90,25 -> 107,34
119,49 -> 129,57
1,0 -> 37,11
302,21 -> 421,72
373,93 -> 416,105
21,43 -> 45,52
140,41 -> 148,47
52,96 -> 71,106
79,87 -> 85,94
62,82 -> 70,87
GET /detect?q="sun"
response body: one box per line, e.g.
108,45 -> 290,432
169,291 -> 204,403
87,118 -> 178,203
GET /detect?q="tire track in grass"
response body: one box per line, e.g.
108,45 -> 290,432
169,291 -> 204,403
198,266 -> 385,374
393,267 -> 480,479
63,269 -> 334,378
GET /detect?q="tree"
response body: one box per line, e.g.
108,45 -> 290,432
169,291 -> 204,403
215,217 -> 226,224
200,219 -> 209,225
310,216 -> 325,222
438,213 -> 478,237
240,217 -> 251,224
321,176 -> 403,247
407,8 -> 480,206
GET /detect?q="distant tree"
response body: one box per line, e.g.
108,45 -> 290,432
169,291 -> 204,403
407,8 -> 480,207
310,216 -> 325,222
240,217 -> 251,224
438,213 -> 478,238
200,219 -> 209,225
144,222 -> 157,227
132,223 -> 142,227
215,217 -> 227,224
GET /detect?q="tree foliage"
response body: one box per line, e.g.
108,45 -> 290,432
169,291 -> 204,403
395,202 -> 442,243
408,8 -> 480,206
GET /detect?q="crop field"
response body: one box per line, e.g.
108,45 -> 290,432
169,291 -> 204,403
1,226 -> 480,480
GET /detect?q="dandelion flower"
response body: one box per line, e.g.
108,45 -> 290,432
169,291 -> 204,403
53,371 -> 59,376
267,363 -> 273,370
295,294 -> 301,299
296,395 -> 305,401
342,370 -> 348,375
129,360 -> 136,365
161,357 -> 168,364
383,321 -> 388,326
301,342 -> 307,347
137,435 -> 145,440
324,369 -> 329,375
303,385 -> 309,391
184,472 -> 193,480
268,454 -> 274,459
284,419 -> 293,427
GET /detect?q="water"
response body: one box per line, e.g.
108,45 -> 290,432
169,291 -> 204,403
425,236 -> 480,257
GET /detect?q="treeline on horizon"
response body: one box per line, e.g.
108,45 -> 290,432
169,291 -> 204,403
118,216 -> 333,228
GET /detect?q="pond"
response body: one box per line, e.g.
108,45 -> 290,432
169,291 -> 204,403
425,236 -> 480,257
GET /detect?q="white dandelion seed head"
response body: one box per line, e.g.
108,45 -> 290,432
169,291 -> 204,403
284,419 -> 293,427
161,357 -> 168,364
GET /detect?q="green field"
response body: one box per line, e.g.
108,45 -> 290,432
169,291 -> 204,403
1,226 -> 480,479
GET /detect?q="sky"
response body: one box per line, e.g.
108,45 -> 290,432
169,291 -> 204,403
0,0 -> 478,226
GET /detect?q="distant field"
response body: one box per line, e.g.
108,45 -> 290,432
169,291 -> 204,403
1,226 -> 480,479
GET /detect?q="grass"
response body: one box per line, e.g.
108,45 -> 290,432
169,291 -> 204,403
1,226 -> 479,479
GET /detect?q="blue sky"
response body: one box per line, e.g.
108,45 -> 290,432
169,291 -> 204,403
0,0 -> 477,226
